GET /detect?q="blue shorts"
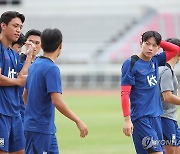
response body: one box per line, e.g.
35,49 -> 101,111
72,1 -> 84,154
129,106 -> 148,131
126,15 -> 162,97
161,117 -> 180,146
0,114 -> 25,152
25,131 -> 59,154
132,116 -> 164,154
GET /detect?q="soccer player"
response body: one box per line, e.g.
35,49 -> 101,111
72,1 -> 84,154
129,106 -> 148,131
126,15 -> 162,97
0,11 -> 34,153
159,38 -> 180,154
11,33 -> 26,123
15,29 -> 41,123
20,29 -> 41,63
23,28 -> 88,153
11,33 -> 26,54
120,31 -> 180,154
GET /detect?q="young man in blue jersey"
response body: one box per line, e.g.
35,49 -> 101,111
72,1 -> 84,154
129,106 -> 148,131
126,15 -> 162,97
0,11 -> 35,154
23,28 -> 88,153
159,38 -> 180,154
121,31 -> 180,154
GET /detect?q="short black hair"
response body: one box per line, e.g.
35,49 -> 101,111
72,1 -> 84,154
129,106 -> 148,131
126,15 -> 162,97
12,33 -> 26,46
41,28 -> 62,53
142,30 -> 162,45
0,11 -> 25,32
25,29 -> 41,40
165,38 -> 180,47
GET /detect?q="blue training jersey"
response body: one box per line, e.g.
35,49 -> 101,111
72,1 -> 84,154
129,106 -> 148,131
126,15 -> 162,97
121,52 -> 166,122
24,57 -> 62,134
0,43 -> 23,117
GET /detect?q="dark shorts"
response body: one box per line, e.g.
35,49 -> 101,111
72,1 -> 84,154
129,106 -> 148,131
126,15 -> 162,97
161,117 -> 180,146
132,116 -> 164,154
25,131 -> 59,154
0,114 -> 25,152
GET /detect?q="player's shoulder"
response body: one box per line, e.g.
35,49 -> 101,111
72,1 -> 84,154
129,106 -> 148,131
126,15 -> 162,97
122,55 -> 140,72
159,65 -> 172,77
153,51 -> 166,61
9,48 -> 19,58
44,62 -> 59,74
159,65 -> 169,70
154,51 -> 166,57
122,57 -> 131,67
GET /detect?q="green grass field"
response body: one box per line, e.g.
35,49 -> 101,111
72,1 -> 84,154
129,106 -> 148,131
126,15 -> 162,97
55,90 -> 135,154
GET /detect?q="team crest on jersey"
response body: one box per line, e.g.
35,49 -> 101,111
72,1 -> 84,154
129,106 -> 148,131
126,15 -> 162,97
0,138 -> 4,147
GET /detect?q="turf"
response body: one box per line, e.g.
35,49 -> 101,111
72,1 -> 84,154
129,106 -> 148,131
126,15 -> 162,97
55,91 -> 135,154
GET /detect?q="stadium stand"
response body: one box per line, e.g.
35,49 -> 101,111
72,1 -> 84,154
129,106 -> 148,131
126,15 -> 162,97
98,12 -> 180,63
23,13 -> 142,64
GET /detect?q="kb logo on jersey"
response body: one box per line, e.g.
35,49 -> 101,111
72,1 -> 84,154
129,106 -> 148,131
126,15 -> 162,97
147,75 -> 157,86
0,138 -> 4,147
8,67 -> 17,79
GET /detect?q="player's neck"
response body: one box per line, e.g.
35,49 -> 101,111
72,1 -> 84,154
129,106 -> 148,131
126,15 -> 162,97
138,53 -> 151,61
0,35 -> 11,49
43,52 -> 56,63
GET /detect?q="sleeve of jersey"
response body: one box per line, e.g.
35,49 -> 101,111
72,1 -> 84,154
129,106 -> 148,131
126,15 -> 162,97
121,60 -> 135,86
45,66 -> 62,94
160,40 -> 180,61
121,85 -> 132,117
160,69 -> 174,92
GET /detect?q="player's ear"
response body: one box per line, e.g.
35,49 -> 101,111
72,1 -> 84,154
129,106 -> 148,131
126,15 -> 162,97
58,43 -> 62,50
1,22 -> 6,31
140,41 -> 143,47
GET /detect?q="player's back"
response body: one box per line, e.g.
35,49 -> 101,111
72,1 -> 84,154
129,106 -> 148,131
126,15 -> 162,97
24,56 -> 61,134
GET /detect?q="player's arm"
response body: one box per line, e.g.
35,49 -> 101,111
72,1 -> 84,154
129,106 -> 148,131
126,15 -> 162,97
51,92 -> 88,138
160,40 -> 180,61
0,68 -> 26,86
121,85 -> 133,137
18,41 -> 34,76
23,88 -> 27,105
162,91 -> 180,105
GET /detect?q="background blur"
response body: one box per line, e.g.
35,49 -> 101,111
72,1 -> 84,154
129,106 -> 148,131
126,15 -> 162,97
1,0 -> 180,90
1,1 -> 180,154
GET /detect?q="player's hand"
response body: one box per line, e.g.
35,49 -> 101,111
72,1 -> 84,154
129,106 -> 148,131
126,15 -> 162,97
16,74 -> 27,86
123,116 -> 133,137
25,41 -> 35,57
76,120 -> 88,138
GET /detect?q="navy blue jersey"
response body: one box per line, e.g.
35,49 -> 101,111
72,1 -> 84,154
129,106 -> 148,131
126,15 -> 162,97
0,43 -> 23,117
121,52 -> 166,121
24,57 -> 62,134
